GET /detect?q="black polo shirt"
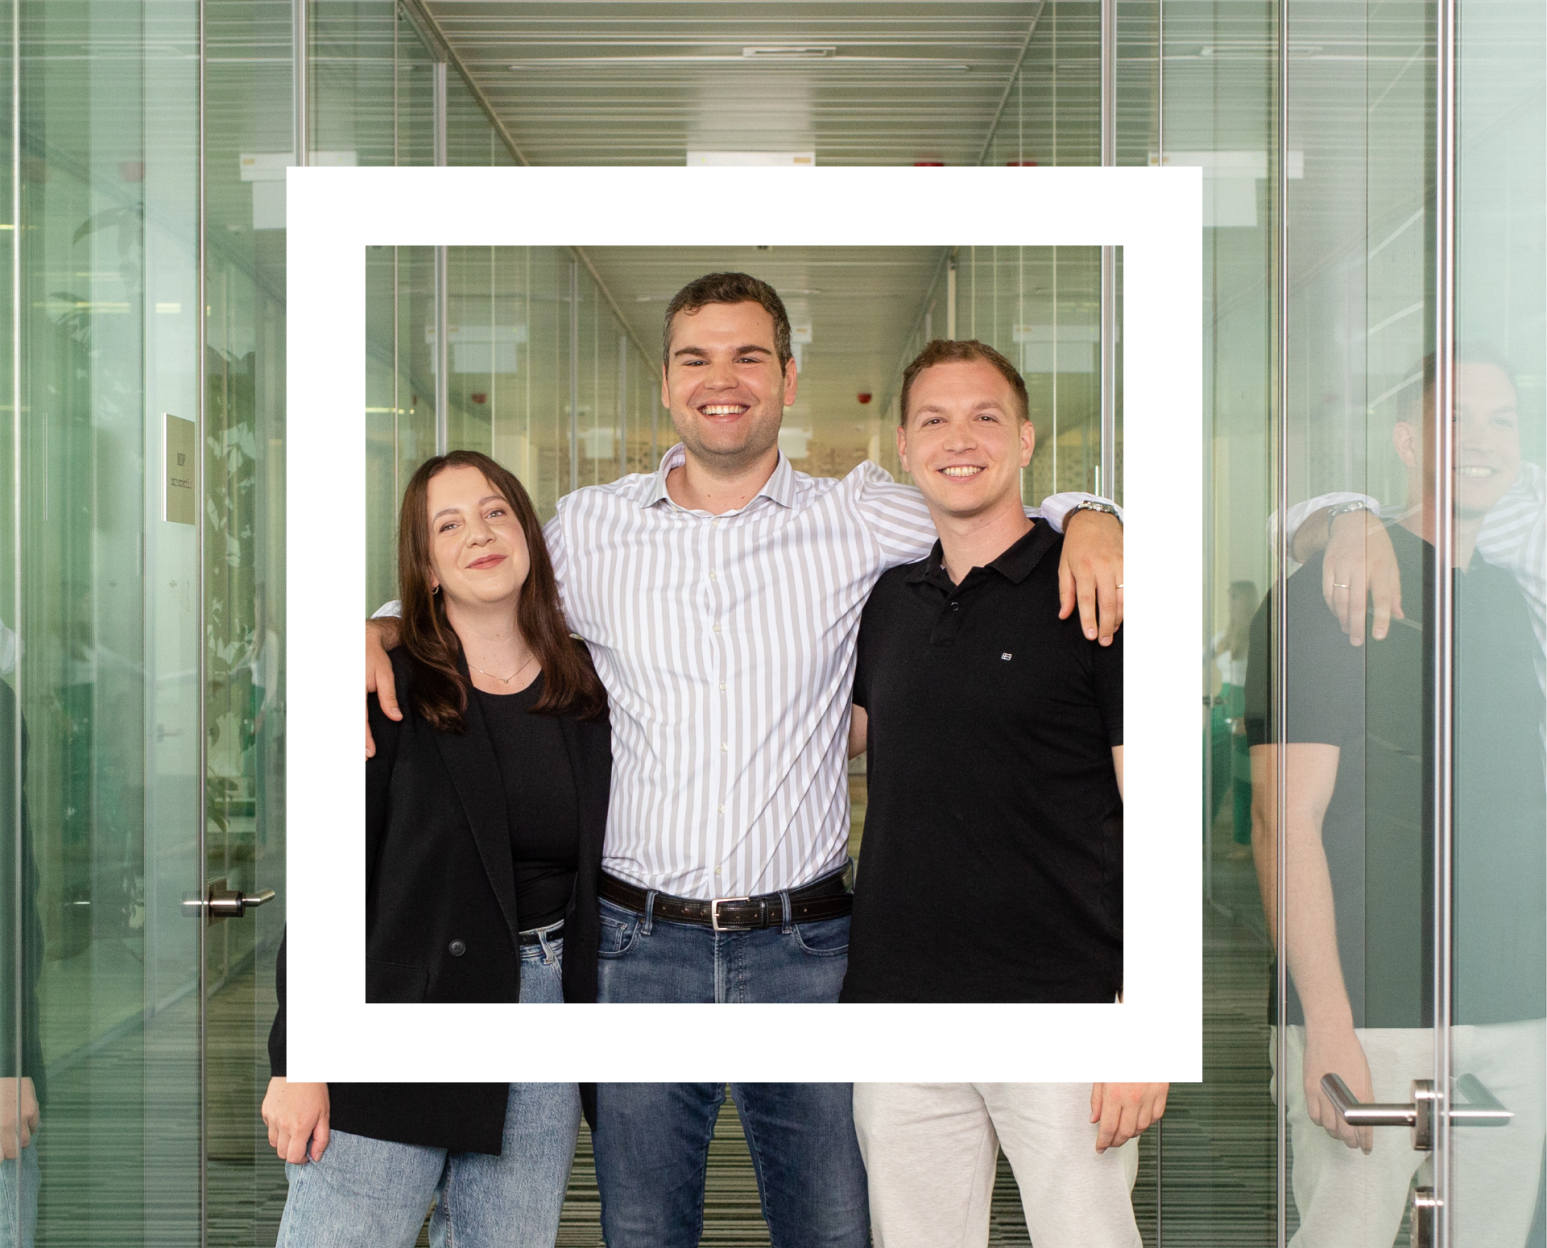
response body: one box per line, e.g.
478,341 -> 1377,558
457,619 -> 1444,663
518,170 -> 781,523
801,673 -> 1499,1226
839,522 -> 1124,1003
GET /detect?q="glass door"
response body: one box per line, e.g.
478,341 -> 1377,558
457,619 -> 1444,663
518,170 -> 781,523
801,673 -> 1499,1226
7,1 -> 206,1243
1447,0 -> 1546,1241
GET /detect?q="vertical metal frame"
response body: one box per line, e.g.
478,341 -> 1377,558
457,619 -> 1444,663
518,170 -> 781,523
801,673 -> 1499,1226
434,243 -> 448,454
1099,0 -> 1117,498
6,0 -> 20,1240
1272,0 -> 1292,1240
617,332 -> 628,480
293,0 -> 308,166
1431,0 -> 1459,1229
946,258 -> 957,339
568,260 -> 579,493
196,0 -> 210,1241
433,61 -> 448,453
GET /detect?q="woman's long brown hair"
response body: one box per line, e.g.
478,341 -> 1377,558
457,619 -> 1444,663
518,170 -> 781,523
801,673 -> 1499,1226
397,450 -> 606,730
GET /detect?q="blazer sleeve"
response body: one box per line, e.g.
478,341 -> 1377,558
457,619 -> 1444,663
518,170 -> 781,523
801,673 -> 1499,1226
365,689 -> 403,888
268,930 -> 287,1077
271,687 -> 403,1078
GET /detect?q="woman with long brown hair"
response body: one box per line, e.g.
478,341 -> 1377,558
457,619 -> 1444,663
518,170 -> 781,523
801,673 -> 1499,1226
262,451 -> 610,1248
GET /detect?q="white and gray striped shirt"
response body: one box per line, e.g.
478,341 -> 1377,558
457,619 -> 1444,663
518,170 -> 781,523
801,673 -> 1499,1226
544,445 -> 1096,899
378,447 -> 1100,898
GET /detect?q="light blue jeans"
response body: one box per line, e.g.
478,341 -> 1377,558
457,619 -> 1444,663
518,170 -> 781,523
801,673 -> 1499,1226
0,1144 -> 38,1248
276,929 -> 579,1248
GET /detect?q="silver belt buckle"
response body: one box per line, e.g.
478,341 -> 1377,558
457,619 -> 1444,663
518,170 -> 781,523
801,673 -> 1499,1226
711,897 -> 750,932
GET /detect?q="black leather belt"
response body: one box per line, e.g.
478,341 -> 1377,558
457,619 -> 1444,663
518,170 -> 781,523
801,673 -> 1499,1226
518,922 -> 563,946
599,864 -> 853,931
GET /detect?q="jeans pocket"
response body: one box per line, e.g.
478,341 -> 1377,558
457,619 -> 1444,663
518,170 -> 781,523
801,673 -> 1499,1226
597,905 -> 640,959
791,914 -> 850,957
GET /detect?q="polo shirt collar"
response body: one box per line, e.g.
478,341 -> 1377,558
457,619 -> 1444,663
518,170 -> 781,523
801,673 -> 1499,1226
907,521 -> 1056,589
641,442 -> 798,511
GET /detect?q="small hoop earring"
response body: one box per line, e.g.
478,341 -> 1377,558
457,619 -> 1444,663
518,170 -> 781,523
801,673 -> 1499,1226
431,584 -> 440,595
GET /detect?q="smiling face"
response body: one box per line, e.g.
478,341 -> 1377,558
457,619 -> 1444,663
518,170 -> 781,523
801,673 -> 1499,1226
425,464 -> 531,611
660,300 -> 797,474
897,358 -> 1035,523
1395,360 -> 1520,519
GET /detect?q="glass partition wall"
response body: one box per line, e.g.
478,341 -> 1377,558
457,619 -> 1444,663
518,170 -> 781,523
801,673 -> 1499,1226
0,0 -> 1539,1244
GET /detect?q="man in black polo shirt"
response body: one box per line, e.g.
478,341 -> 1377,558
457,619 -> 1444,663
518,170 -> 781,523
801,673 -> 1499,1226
840,339 -> 1163,1248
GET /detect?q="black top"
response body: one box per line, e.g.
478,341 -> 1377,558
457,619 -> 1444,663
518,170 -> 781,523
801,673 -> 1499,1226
1245,523 -> 1545,1028
268,644 -> 611,1154
839,523 -> 1125,1004
474,678 -> 580,930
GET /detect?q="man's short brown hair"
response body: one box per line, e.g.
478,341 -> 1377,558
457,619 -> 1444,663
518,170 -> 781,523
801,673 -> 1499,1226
662,272 -> 793,370
900,339 -> 1029,426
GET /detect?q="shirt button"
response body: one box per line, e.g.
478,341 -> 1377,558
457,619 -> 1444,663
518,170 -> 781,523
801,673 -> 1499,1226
713,625 -> 721,633
714,867 -> 722,876
719,683 -> 726,691
448,940 -> 467,957
718,805 -> 725,814
710,571 -> 717,580
721,742 -> 728,751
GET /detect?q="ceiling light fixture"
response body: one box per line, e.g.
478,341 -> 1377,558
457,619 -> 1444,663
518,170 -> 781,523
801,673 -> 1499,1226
741,46 -> 835,59
507,55 -> 970,71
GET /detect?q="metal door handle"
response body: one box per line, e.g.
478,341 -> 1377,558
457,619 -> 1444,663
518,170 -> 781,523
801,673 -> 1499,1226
1322,1073 -> 1511,1152
182,877 -> 277,925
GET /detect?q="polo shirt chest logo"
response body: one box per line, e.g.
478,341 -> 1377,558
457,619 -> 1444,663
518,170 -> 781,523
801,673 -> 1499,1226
1001,652 -> 1013,661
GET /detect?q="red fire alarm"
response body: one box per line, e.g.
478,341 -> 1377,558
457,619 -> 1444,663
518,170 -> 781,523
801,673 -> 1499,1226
857,392 -> 873,405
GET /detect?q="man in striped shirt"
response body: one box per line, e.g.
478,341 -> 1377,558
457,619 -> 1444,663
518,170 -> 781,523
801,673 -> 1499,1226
365,272 -> 1124,1247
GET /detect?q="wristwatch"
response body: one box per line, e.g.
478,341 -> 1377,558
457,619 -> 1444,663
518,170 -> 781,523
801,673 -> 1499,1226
1070,499 -> 1122,524
1325,499 -> 1371,539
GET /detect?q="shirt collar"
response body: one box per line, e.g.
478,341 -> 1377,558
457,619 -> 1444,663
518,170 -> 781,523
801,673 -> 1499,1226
907,521 -> 1056,590
640,442 -> 798,512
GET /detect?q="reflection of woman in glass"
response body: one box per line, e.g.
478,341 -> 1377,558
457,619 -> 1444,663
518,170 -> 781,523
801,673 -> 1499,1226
263,451 -> 610,1248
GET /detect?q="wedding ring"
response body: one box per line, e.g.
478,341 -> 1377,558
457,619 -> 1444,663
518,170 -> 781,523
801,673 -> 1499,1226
1332,582 -> 1350,589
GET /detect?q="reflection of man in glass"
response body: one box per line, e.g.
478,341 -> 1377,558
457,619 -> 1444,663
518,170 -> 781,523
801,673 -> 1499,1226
1246,356 -> 1547,1245
0,672 -> 44,1248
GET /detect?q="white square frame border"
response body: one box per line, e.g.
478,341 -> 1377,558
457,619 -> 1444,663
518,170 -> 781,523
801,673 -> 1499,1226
286,165 -> 1203,1082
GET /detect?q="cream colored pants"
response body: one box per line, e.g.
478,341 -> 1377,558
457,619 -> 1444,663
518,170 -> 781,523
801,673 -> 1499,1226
1276,1019 -> 1545,1248
852,1082 -> 1142,1248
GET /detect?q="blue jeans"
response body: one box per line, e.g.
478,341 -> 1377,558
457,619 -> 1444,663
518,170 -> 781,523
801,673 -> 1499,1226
592,892 -> 869,1248
277,929 -> 579,1248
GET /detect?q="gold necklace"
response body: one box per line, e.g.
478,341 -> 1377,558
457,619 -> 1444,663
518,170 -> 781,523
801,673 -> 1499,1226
469,651 -> 537,685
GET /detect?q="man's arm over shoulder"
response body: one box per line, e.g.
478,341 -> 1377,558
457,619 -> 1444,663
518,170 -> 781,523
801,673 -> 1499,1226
1034,491 -> 1123,533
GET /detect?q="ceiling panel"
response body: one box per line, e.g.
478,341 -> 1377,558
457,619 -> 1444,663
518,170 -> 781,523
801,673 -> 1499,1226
425,1 -> 1047,166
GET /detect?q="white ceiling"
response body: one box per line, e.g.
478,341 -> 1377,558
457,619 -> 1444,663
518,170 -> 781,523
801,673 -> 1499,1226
426,1 -> 1052,166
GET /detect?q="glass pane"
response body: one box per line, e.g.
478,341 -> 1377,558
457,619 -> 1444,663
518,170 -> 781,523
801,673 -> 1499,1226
204,0 -> 293,1239
1163,0 -> 1279,1237
1452,0 -> 1547,1237
1256,0 -> 1441,1239
19,1 -> 204,1241
395,12 -> 436,168
312,0 -> 396,167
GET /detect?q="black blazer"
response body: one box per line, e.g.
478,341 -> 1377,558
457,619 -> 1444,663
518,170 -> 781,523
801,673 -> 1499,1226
269,644 -> 610,1154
